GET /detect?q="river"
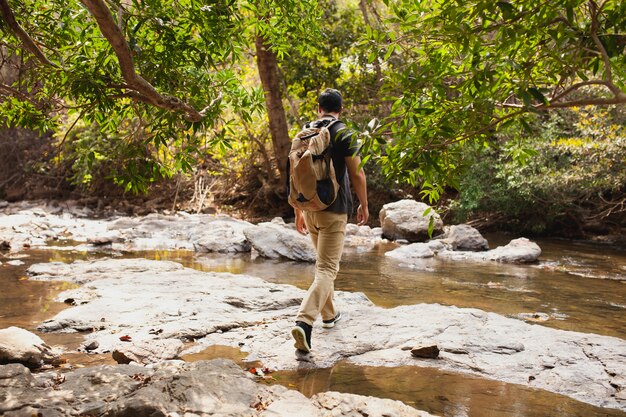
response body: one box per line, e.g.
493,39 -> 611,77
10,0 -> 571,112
1,234 -> 624,417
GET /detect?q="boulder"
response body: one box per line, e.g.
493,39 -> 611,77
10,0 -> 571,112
0,327 -> 59,368
244,222 -> 316,262
439,224 -> 489,251
379,200 -> 443,242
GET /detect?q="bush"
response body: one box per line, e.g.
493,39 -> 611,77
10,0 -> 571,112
450,107 -> 626,236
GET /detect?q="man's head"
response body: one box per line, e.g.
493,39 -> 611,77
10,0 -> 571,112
318,88 -> 342,115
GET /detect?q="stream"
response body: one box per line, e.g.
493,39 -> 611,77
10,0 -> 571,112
1,234 -> 624,417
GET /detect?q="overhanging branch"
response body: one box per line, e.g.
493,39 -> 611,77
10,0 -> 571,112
80,0 -> 208,122
0,0 -> 57,67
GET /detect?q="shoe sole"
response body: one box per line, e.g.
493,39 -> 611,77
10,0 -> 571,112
291,327 -> 311,353
322,313 -> 341,329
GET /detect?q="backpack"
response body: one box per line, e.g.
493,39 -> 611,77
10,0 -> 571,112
287,119 -> 340,211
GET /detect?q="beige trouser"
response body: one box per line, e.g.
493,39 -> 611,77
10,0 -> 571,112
296,211 -> 347,326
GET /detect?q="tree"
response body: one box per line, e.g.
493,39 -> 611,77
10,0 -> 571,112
361,0 -> 626,197
0,0 -> 319,191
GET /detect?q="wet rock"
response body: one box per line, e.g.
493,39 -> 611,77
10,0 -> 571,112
6,260 -> 24,266
411,344 -> 440,359
0,359 -> 437,417
392,238 -> 542,265
312,391 -> 436,417
439,224 -> 489,251
244,221 -> 316,262
379,200 -> 443,242
112,339 -> 184,365
0,240 -> 10,251
385,241 -> 442,261
0,327 -> 59,369
28,258 -> 626,410
485,238 -> 542,263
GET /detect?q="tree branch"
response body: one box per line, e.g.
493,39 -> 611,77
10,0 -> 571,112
0,0 -> 57,67
0,82 -> 43,109
79,0 -> 208,122
588,0 -> 625,98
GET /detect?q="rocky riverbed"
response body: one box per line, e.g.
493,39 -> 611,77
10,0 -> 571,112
1,200 -> 624,416
9,257 -> 624,411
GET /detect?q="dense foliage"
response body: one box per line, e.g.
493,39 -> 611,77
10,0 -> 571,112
450,106 -> 626,235
1,0 -> 624,233
359,0 -> 626,200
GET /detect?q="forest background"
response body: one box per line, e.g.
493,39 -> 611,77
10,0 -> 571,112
0,0 -> 624,240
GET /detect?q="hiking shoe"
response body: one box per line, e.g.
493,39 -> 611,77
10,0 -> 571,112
291,321 -> 312,353
322,312 -> 341,329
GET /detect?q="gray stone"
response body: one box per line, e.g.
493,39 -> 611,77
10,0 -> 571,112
379,200 -> 443,242
0,327 -> 59,368
439,224 -> 489,251
244,222 -> 316,262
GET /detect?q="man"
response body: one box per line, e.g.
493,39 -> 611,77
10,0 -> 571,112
291,88 -> 369,353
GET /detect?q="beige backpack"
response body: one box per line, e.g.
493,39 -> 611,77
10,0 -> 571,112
287,119 -> 340,211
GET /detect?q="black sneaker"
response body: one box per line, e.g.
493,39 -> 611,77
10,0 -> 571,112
322,312 -> 341,329
291,321 -> 312,353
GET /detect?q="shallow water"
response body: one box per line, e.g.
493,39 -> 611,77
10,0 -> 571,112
1,235 -> 625,416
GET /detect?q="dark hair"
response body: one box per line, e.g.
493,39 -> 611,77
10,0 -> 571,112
318,88 -> 342,113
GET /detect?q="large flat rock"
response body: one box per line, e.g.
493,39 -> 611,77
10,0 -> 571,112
28,258 -> 626,411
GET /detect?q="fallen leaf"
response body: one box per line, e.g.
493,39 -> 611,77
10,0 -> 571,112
119,335 -> 132,342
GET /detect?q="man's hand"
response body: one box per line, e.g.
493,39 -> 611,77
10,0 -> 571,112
295,209 -> 308,235
357,204 -> 369,226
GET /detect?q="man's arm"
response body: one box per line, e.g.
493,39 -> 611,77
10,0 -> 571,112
345,155 -> 369,225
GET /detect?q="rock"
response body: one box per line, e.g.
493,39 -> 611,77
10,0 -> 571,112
344,224 -> 385,249
0,360 -> 438,417
312,391 -> 436,417
385,241 -> 443,261
379,200 -> 443,242
485,238 -> 542,263
0,327 -> 59,368
0,240 -> 10,251
82,341 -> 99,351
410,344 -> 440,359
439,224 -> 489,251
6,260 -> 25,266
191,218 -> 252,253
28,258 -> 626,410
388,238 -> 542,265
112,339 -> 184,365
244,222 -> 316,262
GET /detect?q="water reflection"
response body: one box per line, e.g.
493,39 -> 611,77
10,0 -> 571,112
272,362 -> 626,417
189,236 -> 626,338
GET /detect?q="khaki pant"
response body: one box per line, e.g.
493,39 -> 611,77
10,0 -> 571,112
296,211 -> 347,326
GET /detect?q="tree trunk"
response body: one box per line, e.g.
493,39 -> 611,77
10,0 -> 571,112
255,35 -> 290,189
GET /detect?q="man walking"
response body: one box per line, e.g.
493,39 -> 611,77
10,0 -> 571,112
291,88 -> 369,353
